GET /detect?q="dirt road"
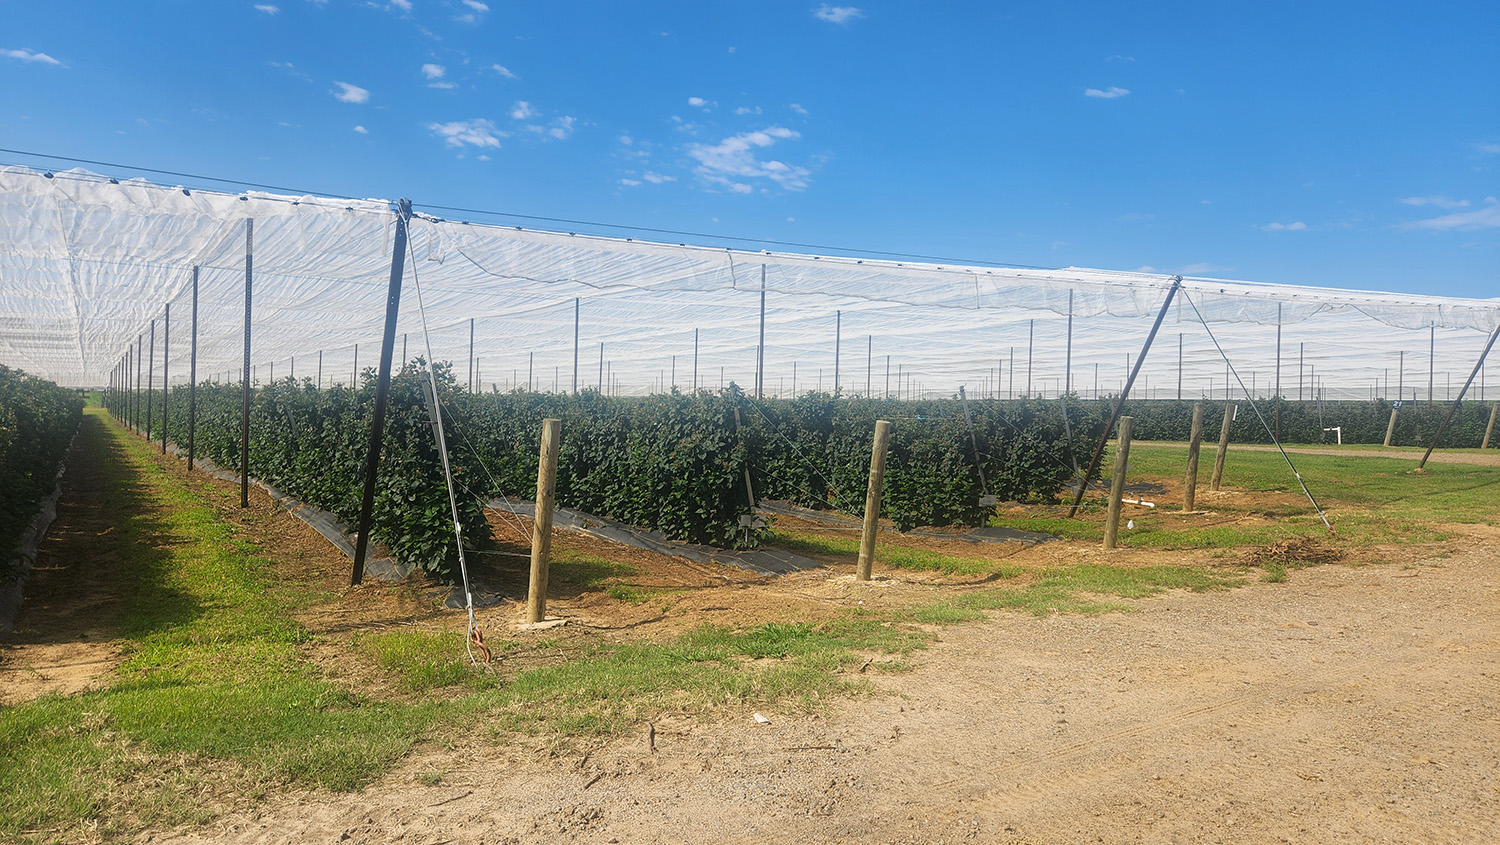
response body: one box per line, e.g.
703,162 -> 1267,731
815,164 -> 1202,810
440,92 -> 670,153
153,539 -> 1500,845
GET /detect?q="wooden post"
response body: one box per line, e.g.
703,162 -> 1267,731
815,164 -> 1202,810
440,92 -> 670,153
527,418 -> 562,623
1482,403 -> 1497,449
1383,407 -> 1399,447
856,419 -> 892,581
351,199 -> 411,585
188,267 -> 198,470
1103,416 -> 1134,550
1417,323 -> 1500,468
1210,402 -> 1232,492
1183,403 -> 1204,512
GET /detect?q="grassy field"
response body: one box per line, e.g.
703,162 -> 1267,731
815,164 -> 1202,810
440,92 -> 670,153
1,409 -> 1492,841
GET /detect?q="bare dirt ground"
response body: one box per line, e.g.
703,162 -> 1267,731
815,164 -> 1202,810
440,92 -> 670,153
7,418 -> 1498,843
1147,440 -> 1500,467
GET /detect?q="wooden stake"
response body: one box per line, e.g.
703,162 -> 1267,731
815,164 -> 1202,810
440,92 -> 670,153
1383,407 -> 1399,447
1103,416 -> 1134,550
1209,402 -> 1232,492
856,419 -> 892,581
527,418 -> 562,623
1183,403 -> 1204,512
1483,403 -> 1497,450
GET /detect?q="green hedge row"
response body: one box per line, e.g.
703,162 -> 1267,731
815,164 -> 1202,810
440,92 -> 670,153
117,370 -> 1104,580
1,366 -> 84,580
1108,398 -> 1498,447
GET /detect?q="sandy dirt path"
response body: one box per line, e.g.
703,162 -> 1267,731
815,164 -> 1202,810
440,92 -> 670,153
1141,440 -> 1500,467
151,541 -> 1500,845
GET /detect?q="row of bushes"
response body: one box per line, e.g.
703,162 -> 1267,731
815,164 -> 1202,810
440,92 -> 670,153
1110,398 -> 1497,447
2,366 -> 84,581
109,368 -> 1103,579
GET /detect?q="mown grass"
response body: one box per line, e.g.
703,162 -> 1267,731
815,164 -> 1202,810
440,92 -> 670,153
905,565 -> 1242,623
767,529 -> 1027,577
987,442 -> 1500,550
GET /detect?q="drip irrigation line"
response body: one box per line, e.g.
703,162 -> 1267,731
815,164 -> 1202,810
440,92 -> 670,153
1180,289 -> 1336,536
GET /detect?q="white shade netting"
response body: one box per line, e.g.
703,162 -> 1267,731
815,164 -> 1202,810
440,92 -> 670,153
3,165 -> 1498,400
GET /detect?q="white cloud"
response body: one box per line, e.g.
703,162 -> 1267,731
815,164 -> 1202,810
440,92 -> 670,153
1084,86 -> 1130,99
428,81 -> 457,90
1,48 -> 61,66
688,96 -> 707,107
1135,265 -> 1159,273
1400,196 -> 1469,209
429,118 -> 504,148
1180,262 -> 1231,275
619,135 -> 633,145
390,0 -> 412,10
619,178 -> 643,187
687,126 -> 811,192
353,125 -> 368,134
490,63 -> 516,78
463,0 -> 489,10
332,82 -> 369,103
789,103 -> 809,115
510,100 -> 535,119
1400,205 -> 1500,232
548,116 -> 576,139
813,4 -> 864,24
734,106 -> 762,116
642,171 -> 675,184
1261,221 -> 1308,232
255,4 -> 280,14
421,63 -> 445,79
1106,54 -> 1135,62
1475,143 -> 1500,155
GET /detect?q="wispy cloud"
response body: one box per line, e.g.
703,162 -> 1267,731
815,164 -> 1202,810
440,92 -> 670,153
619,178 -> 643,187
789,103 -> 809,115
490,63 -> 516,78
429,119 -> 505,148
547,116 -> 576,139
813,4 -> 864,24
687,126 -> 811,193
1261,221 -> 1307,232
734,106 -> 762,116
1180,262 -> 1231,275
1105,54 -> 1135,62
688,96 -> 711,108
1474,143 -> 1500,155
2,48 -> 61,66
1400,204 -> 1500,232
1400,196 -> 1469,209
510,100 -> 535,120
463,0 -> 489,10
642,171 -> 675,184
1084,86 -> 1130,99
332,82 -> 369,104
270,60 -> 311,81
422,63 -> 445,79
254,4 -> 279,13
390,0 -> 412,11
353,125 -> 368,134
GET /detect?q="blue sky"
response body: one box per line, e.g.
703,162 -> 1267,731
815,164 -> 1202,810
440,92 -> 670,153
2,1 -> 1497,298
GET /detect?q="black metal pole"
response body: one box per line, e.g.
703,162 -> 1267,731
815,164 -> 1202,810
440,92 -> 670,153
1065,291 -> 1074,396
1067,276 -> 1183,518
241,219 -> 253,509
693,328 -> 699,391
469,317 -> 475,392
598,342 -> 604,391
352,199 -> 411,585
1274,303 -> 1282,439
1027,319 -> 1034,398
1418,323 -> 1500,470
146,319 -> 156,441
1177,333 -> 1183,400
866,334 -> 872,397
756,266 -> 766,399
572,297 -> 580,395
833,310 -> 841,393
162,303 -> 170,454
188,266 -> 199,471
1429,324 -> 1436,404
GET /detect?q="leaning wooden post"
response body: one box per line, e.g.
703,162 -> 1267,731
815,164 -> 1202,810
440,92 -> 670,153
527,418 -> 562,622
1183,402 -> 1204,512
1209,402 -> 1232,492
1417,323 -> 1500,469
351,199 -> 411,585
1483,403 -> 1498,450
856,419 -> 892,581
1103,416 -> 1134,550
1383,406 -> 1399,447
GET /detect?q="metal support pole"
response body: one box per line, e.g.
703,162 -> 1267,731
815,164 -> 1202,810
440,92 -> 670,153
352,199 -> 412,585
572,297 -> 579,395
756,266 -> 766,399
1065,291 -> 1074,395
834,310 -> 841,393
162,304 -> 170,454
527,418 -> 562,623
1067,277 -> 1182,517
1103,416 -> 1133,550
599,342 -> 604,391
353,344 -> 358,388
885,355 -> 891,399
693,328 -> 699,392
866,334 -> 872,398
1026,319 -> 1034,398
856,419 -> 892,581
958,386 -> 988,495
1210,402 -> 1232,491
1417,323 -> 1500,469
188,267 -> 198,470
527,351 -> 533,392
1429,324 -> 1435,404
240,220 -> 253,508
1177,333 -> 1183,400
1184,403 -> 1204,512
146,319 -> 155,441
469,317 -> 475,392
1274,303 -> 1282,439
